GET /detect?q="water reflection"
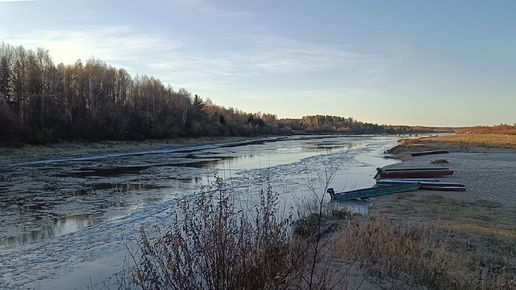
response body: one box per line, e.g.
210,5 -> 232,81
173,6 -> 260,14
305,142 -> 359,152
72,183 -> 159,196
63,165 -> 150,177
166,175 -> 211,185
330,200 -> 370,215
1,215 -> 96,248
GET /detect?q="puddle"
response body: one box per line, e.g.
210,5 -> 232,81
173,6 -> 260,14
0,215 -> 99,248
305,142 -> 360,152
170,159 -> 222,168
330,200 -> 371,215
62,165 -> 150,177
71,183 -> 160,196
166,175 -> 211,184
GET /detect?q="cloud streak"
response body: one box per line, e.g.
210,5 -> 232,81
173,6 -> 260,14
9,24 -> 393,85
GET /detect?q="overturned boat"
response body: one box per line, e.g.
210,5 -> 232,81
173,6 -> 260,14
327,183 -> 421,201
376,179 -> 466,191
374,167 -> 454,179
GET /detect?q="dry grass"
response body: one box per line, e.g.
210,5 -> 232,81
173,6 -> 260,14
334,217 -> 457,288
128,176 -> 294,290
456,125 -> 516,135
341,192 -> 516,290
125,176 -> 358,290
333,214 -> 516,290
403,134 -> 516,150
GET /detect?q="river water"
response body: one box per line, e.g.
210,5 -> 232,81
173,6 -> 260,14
0,135 -> 401,289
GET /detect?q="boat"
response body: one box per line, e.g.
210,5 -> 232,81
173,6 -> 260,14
376,179 -> 466,191
379,167 -> 449,172
327,183 -> 421,201
374,167 -> 454,179
411,150 -> 449,157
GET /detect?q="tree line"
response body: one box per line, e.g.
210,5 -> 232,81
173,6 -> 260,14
0,42 -> 452,145
0,42 -> 290,143
278,115 -> 452,135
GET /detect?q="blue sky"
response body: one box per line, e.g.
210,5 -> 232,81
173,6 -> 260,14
1,0 -> 515,127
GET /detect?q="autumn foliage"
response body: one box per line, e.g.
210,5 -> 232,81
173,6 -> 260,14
1,42 -> 453,145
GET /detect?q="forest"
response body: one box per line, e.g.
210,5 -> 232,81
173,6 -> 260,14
0,42 -> 452,145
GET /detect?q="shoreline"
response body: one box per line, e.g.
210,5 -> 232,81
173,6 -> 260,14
0,137 -> 253,166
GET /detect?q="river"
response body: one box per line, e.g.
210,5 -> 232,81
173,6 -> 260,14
0,135 -> 401,289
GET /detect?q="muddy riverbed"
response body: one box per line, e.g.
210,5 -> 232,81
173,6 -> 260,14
0,135 -> 401,289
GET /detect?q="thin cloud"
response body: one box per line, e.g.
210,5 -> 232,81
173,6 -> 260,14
10,25 -> 183,66
151,34 -> 390,76
5,23 -> 398,113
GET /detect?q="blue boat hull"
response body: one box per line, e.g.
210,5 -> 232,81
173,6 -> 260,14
327,183 -> 421,201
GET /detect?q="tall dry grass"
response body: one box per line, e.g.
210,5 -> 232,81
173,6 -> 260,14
333,216 -> 516,290
405,134 -> 516,150
122,171 -> 361,290
129,176 -> 293,289
456,125 -> 516,135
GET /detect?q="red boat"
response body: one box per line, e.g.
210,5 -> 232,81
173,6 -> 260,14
374,167 -> 454,179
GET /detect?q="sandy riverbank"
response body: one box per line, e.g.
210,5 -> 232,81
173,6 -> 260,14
380,133 -> 516,207
336,134 -> 516,289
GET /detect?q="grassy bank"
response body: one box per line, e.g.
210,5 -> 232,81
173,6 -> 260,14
339,193 -> 516,289
396,134 -> 516,154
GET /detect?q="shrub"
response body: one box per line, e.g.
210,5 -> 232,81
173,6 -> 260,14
130,176 -> 294,290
